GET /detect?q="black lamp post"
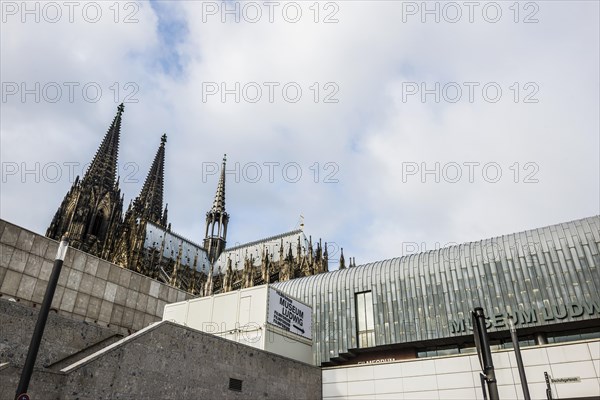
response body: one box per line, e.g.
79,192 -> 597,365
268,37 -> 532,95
472,307 -> 499,400
15,235 -> 69,400
508,317 -> 531,400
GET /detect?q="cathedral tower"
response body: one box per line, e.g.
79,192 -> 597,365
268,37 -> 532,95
130,133 -> 168,227
111,134 -> 168,272
46,104 -> 125,257
203,155 -> 229,265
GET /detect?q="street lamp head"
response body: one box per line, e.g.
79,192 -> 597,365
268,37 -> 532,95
56,234 -> 70,261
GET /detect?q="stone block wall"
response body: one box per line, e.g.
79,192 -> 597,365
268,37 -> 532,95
0,299 -> 116,369
0,219 -> 193,335
1,320 -> 322,400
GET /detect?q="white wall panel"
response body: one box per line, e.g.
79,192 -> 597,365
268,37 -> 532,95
323,367 -> 348,383
436,371 -> 474,390
587,341 -> 599,360
347,365 -> 374,382
489,351 -> 511,369
185,297 -> 211,331
546,342 -> 590,364
372,362 -> 402,379
323,382 -> 347,398
496,385 -> 519,400
373,377 -> 402,394
521,346 -> 550,366
554,378 -> 600,399
435,356 -> 472,374
493,368 -> 517,386
374,393 -> 404,400
162,302 -> 187,323
551,360 -> 597,379
403,375 -> 435,393
401,359 -> 435,377
522,364 -> 554,384
212,292 -> 239,328
323,340 -> 600,400
347,380 -> 375,396
437,388 -> 478,399
402,390 -> 438,399
529,382 -> 553,399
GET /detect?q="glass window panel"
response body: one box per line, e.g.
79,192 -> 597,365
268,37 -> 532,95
437,347 -> 459,356
580,331 -> 600,340
364,292 -> 374,330
358,332 -> 366,348
367,331 -> 375,347
355,291 -> 375,348
357,293 -> 366,330
460,346 -> 477,354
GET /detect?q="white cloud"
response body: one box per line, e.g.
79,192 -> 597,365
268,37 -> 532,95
1,1 -> 598,268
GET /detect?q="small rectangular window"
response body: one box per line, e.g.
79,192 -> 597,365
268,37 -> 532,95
356,291 -> 375,348
229,378 -> 243,392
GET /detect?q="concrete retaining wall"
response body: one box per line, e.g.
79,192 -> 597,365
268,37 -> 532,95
0,219 -> 193,335
1,320 -> 322,400
0,299 -> 116,369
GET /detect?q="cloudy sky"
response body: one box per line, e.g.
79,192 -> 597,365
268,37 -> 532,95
1,1 -> 598,268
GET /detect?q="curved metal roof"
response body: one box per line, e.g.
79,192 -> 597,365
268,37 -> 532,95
273,216 -> 600,365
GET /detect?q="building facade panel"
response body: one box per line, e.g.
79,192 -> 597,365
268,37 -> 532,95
322,340 -> 600,399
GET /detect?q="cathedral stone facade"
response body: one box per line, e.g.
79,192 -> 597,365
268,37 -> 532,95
46,104 -> 341,297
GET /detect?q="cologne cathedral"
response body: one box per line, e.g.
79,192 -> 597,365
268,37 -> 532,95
46,104 -> 347,296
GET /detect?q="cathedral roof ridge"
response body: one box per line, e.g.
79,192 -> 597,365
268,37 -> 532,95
224,228 -> 305,252
146,221 -> 206,252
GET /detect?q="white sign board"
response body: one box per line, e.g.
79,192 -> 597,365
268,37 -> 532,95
267,288 -> 312,340
551,377 -> 581,384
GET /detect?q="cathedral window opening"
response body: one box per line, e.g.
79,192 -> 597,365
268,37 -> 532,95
91,210 -> 105,236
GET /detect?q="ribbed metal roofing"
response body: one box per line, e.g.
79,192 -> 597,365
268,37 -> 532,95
217,229 -> 308,271
273,216 -> 600,365
144,224 -> 310,275
144,222 -> 211,274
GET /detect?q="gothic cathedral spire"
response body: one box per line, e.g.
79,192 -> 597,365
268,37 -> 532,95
82,103 -> 124,192
203,155 -> 229,265
111,134 -> 169,272
133,134 -> 167,226
46,104 -> 125,257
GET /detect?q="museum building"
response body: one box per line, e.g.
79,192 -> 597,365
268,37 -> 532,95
271,215 -> 600,399
274,215 -> 600,367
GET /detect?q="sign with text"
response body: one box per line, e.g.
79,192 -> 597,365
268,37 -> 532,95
267,288 -> 312,340
551,376 -> 581,384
